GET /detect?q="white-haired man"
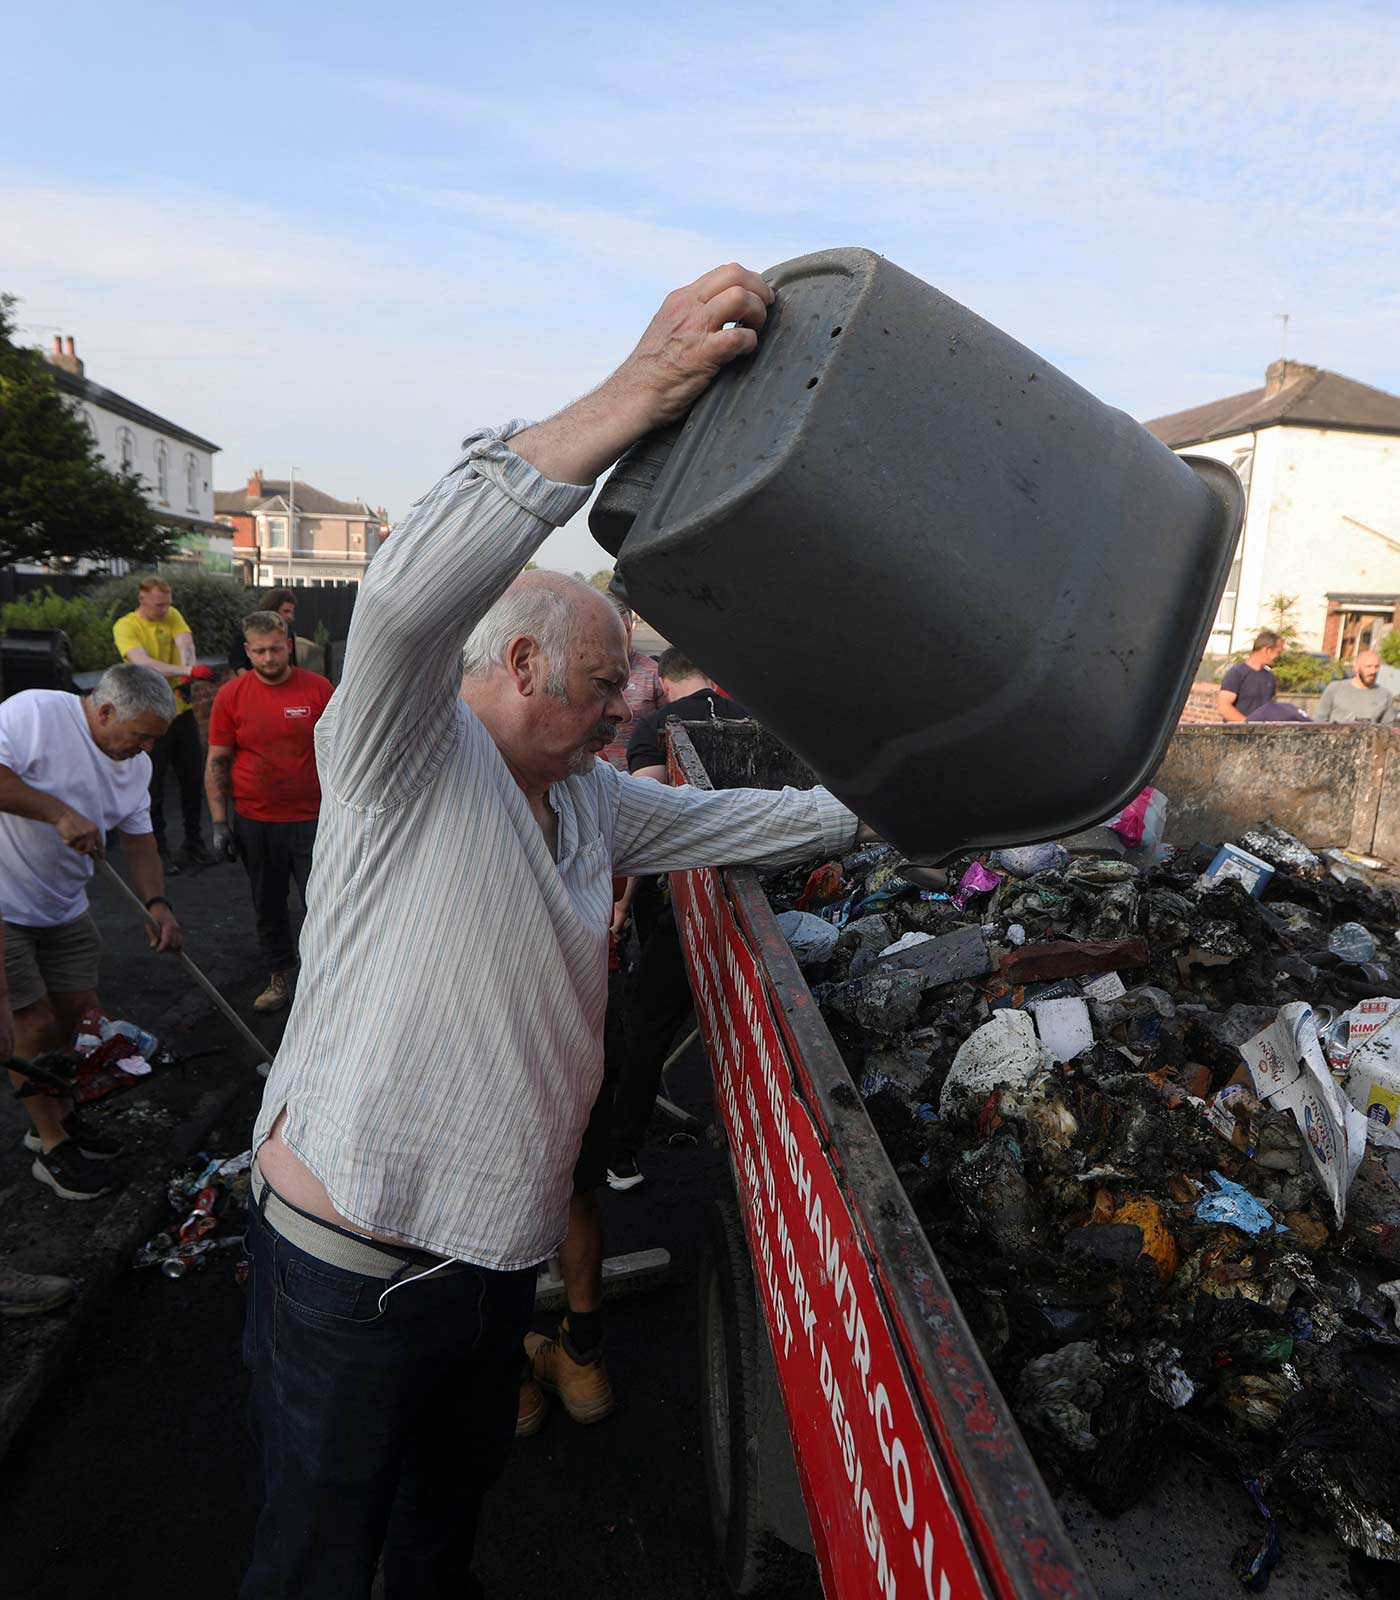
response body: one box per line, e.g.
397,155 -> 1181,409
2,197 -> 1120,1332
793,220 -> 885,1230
243,263 -> 862,1597
0,665 -> 184,1202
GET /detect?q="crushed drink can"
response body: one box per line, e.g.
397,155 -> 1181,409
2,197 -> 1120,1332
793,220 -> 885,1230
159,1241 -> 213,1278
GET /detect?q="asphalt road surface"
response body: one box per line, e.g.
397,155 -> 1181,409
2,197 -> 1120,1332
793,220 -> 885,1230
2,1105 -> 760,1600
0,844 -> 777,1593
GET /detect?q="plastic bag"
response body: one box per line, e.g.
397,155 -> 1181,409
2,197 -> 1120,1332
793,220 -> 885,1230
1239,1003 -> 1368,1225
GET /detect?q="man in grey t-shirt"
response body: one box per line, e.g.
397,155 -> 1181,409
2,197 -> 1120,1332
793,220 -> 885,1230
1318,650 -> 1396,725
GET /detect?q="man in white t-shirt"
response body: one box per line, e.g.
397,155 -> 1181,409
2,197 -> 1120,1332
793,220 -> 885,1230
0,665 -> 185,1200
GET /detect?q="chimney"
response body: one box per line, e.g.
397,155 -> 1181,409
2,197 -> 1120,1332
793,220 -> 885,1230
44,333 -> 85,380
247,468 -> 265,499
1264,358 -> 1316,398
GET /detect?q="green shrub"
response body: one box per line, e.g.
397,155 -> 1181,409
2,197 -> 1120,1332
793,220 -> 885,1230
88,567 -> 253,661
1380,632 -> 1400,669
1272,650 -> 1345,696
0,587 -> 118,672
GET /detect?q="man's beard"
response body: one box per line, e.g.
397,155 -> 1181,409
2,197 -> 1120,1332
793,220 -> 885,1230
566,719 -> 620,776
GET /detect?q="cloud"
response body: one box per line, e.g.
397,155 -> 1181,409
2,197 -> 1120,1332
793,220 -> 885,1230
413,189 -> 786,289
7,0 -> 1400,575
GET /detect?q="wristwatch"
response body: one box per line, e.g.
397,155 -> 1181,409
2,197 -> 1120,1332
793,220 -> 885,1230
144,895 -> 173,913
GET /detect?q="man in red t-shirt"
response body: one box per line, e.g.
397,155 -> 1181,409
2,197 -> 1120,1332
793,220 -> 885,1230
205,610 -> 333,1012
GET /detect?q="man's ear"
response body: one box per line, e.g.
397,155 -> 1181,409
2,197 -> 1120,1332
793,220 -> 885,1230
504,635 -> 541,697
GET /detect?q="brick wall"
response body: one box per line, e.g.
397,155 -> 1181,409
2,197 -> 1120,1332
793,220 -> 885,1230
1178,682 -> 1221,724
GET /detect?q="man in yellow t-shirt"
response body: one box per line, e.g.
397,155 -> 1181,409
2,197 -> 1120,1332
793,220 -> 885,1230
112,576 -> 214,870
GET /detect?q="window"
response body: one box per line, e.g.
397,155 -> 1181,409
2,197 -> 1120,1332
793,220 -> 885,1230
1212,448 -> 1254,636
154,438 -> 169,502
265,516 -> 288,549
185,452 -> 198,510
117,426 -> 136,470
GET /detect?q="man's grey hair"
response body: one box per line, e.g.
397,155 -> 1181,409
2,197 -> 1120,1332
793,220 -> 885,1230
461,573 -> 612,696
91,663 -> 177,722
244,609 -> 289,637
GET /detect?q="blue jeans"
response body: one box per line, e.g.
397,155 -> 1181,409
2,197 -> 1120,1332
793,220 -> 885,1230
240,1193 -> 535,1599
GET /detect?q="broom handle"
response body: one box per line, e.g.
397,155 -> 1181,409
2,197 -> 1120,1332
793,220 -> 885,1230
94,858 -> 273,1066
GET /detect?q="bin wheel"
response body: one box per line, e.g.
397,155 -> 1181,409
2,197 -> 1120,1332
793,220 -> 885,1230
699,1194 -> 813,1596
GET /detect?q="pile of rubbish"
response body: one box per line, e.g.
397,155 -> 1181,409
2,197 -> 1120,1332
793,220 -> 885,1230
71,1008 -> 170,1094
763,814 -> 1400,1581
133,1151 -> 250,1280
9,1010 -> 177,1122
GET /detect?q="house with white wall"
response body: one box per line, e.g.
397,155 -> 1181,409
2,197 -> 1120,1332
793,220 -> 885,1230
41,335 -> 227,572
214,471 -> 389,589
1146,359 -> 1400,657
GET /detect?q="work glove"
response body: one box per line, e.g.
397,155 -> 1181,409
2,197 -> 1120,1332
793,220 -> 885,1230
212,821 -> 238,863
174,664 -> 214,705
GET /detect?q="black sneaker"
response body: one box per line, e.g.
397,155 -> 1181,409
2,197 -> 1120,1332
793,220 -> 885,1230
31,1140 -> 114,1201
24,1111 -> 124,1161
0,1264 -> 76,1319
179,839 -> 217,868
606,1159 -> 645,1193
158,846 -> 184,878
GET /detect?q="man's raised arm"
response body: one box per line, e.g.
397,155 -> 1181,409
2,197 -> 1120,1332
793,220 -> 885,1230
321,263 -> 773,809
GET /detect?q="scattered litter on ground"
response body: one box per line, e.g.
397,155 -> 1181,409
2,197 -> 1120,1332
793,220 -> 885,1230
759,812 -> 1400,1580
17,1008 -> 180,1108
132,1151 -> 250,1280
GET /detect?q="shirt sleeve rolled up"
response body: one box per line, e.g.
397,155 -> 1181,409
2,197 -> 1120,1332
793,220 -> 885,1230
319,423 -> 592,809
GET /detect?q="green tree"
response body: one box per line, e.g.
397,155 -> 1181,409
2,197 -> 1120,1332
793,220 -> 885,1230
587,568 -> 614,593
1379,631 -> 1400,669
1259,593 -> 1302,644
0,294 -> 174,571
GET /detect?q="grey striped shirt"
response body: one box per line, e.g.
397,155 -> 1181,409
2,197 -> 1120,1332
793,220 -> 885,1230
252,423 -> 857,1270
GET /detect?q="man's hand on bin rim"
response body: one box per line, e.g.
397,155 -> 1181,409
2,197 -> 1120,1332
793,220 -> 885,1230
146,902 -> 184,955
509,263 -> 775,488
55,805 -> 104,857
212,821 -> 238,863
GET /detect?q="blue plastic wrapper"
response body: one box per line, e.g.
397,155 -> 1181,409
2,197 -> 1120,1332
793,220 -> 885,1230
1234,1478 -> 1282,1592
1195,1172 -> 1286,1236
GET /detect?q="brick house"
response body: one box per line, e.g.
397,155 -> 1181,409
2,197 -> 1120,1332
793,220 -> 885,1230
1146,360 -> 1400,657
214,471 -> 390,589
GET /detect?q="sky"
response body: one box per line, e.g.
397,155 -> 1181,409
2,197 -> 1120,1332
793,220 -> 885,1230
5,0 -> 1400,573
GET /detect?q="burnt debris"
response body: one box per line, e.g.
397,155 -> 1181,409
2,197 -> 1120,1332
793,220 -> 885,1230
761,825 -> 1400,1573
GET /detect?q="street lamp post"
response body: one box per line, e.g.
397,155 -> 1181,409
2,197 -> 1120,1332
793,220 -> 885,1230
287,466 -> 298,587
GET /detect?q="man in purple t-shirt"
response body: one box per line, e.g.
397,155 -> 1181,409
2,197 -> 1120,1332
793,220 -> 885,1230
1218,631 -> 1284,721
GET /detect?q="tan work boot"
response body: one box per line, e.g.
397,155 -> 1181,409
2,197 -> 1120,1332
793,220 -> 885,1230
516,1375 -> 547,1438
524,1318 -> 614,1423
253,971 -> 291,1012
